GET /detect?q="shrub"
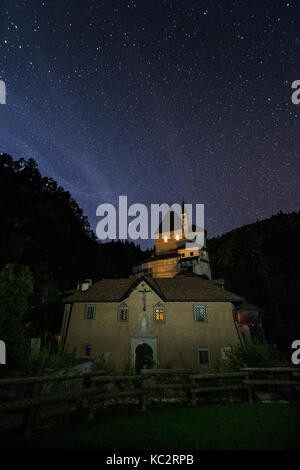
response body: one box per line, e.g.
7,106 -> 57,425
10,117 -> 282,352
25,341 -> 77,376
123,361 -> 136,376
0,264 -> 34,370
211,357 -> 234,373
226,339 -> 283,369
91,353 -> 116,375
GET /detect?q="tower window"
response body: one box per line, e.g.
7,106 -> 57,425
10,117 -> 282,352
193,305 -> 207,322
153,303 -> 165,322
118,303 -> 129,322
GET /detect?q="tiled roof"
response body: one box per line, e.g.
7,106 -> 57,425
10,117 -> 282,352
63,278 -> 133,302
152,277 -> 243,302
63,275 -> 243,304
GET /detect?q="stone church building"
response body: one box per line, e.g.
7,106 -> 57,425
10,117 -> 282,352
60,207 -> 257,371
61,275 -> 244,371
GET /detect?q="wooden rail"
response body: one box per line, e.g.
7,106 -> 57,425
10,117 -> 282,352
0,370 -> 106,386
241,367 -> 297,372
0,366 -> 299,437
244,380 -> 299,386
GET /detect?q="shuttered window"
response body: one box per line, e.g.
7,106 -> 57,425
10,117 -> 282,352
193,305 -> 206,322
84,304 -> 96,320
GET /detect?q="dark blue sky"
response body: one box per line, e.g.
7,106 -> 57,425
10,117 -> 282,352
0,0 -> 300,248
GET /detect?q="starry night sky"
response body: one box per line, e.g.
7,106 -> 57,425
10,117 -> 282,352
1,0 -> 300,248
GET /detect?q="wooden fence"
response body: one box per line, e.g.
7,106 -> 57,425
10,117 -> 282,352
0,367 -> 299,437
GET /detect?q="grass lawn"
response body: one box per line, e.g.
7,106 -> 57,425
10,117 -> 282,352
2,403 -> 300,450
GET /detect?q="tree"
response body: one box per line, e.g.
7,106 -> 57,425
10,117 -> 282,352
0,153 -> 14,172
0,264 -> 34,369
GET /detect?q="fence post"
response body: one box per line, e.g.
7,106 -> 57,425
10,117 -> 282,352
87,376 -> 97,420
24,381 -> 41,437
139,375 -> 148,411
244,364 -> 253,403
189,375 -> 197,406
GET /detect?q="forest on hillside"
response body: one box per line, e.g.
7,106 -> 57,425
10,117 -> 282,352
0,154 -> 150,335
207,212 -> 300,352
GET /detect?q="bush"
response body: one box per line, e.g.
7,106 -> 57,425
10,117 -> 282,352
226,339 -> 283,369
0,264 -> 34,370
91,354 -> 116,375
123,361 -> 136,376
25,341 -> 77,376
212,358 -> 234,373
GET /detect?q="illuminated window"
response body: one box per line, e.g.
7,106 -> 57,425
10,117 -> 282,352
84,304 -> 96,320
164,236 -> 168,242
176,234 -> 180,240
193,305 -> 207,322
198,348 -> 210,365
118,303 -> 129,322
153,303 -> 165,322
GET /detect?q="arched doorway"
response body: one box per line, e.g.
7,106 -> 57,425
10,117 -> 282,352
134,343 -> 153,373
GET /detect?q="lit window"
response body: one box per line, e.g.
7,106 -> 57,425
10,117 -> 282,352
85,304 -> 96,320
176,234 -> 180,240
118,303 -> 129,322
153,303 -> 165,322
198,348 -> 210,365
193,305 -> 207,322
164,236 -> 168,242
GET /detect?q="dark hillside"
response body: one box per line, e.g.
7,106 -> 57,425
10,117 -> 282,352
0,154 -> 149,333
207,212 -> 300,351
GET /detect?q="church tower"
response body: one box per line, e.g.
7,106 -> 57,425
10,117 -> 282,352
132,202 -> 212,279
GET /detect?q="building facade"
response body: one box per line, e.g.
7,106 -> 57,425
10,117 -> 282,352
61,276 -> 244,371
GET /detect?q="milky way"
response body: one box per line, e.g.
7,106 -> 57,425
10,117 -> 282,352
0,0 -> 300,248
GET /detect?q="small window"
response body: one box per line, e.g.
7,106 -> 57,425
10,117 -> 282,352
84,344 -> 91,356
85,304 -> 96,320
118,303 -> 129,322
153,303 -> 165,322
193,305 -> 207,322
190,252 -> 194,256
198,348 -> 210,365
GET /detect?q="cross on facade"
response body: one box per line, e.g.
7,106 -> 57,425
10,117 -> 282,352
138,287 -> 152,311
